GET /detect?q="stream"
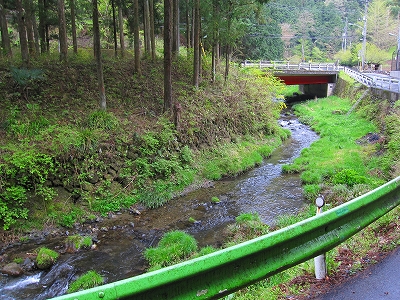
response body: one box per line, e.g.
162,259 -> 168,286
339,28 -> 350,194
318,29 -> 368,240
0,111 -> 319,299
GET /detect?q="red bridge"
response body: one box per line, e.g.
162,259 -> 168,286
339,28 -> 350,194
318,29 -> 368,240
242,61 -> 340,97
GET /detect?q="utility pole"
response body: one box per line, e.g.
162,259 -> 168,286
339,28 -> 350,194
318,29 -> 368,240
395,25 -> 400,70
342,17 -> 348,51
361,1 -> 368,71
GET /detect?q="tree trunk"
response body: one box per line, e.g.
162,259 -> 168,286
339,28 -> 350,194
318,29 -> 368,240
0,0 -> 12,57
143,0 -> 151,55
193,0 -> 200,88
212,45 -> 216,83
149,0 -> 155,60
70,0 -> 78,54
211,2 -> 219,82
185,0 -> 190,53
16,0 -> 29,65
191,7 -> 195,48
58,0 -> 68,61
32,10 -> 40,54
172,0 -> 179,58
164,0 -> 173,113
118,4 -> 125,57
133,0 -> 141,74
224,45 -> 230,82
38,0 -> 47,53
23,0 -> 35,56
111,0 -> 117,57
93,0 -> 106,110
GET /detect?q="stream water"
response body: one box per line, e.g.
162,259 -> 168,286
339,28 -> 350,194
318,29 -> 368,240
0,111 -> 319,299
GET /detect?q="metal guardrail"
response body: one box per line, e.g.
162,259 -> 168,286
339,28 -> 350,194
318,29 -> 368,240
242,60 -> 341,71
342,67 -> 374,87
370,75 -> 400,93
52,176 -> 400,300
343,67 -> 400,93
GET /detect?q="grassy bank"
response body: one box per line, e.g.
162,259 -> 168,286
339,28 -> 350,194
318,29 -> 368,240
139,84 -> 400,299
230,90 -> 400,299
0,53 -> 288,234
284,96 -> 386,204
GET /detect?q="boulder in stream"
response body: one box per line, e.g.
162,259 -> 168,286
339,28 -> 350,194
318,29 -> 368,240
1,262 -> 24,276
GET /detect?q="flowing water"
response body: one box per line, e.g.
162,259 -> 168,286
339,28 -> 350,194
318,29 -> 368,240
0,111 -> 319,299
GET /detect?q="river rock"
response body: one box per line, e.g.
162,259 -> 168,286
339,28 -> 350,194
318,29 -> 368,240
21,257 -> 36,272
1,262 -> 24,276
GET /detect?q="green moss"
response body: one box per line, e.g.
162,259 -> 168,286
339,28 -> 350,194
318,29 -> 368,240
13,257 -> 23,264
211,196 -> 220,203
36,247 -> 59,269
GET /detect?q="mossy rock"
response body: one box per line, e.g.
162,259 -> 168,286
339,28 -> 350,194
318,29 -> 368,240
36,247 -> 59,269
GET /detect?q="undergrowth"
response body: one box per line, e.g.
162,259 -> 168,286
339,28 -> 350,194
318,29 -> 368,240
0,54 -> 287,231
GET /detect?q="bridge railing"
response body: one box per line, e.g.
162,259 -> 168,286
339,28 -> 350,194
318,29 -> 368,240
371,75 -> 400,93
242,60 -> 341,71
343,67 -> 400,93
52,176 -> 400,300
343,67 -> 374,87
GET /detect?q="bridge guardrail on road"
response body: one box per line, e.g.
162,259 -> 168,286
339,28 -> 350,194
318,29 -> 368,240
343,67 -> 400,93
52,176 -> 400,300
343,67 -> 374,87
371,75 -> 400,93
242,60 -> 341,71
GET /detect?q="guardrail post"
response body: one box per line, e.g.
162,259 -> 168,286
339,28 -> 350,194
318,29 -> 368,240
314,195 -> 326,280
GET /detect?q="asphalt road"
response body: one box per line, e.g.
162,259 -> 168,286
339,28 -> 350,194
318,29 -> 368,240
316,246 -> 400,300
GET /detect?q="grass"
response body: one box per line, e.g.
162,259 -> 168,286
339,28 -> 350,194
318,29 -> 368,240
197,129 -> 290,181
283,96 -> 386,202
36,247 -> 59,269
144,230 -> 198,271
67,270 -> 104,293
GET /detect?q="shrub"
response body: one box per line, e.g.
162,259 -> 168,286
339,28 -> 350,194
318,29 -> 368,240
10,67 -> 44,100
11,67 -> 44,86
67,270 -> 103,293
180,145 -> 193,164
3,149 -> 54,188
0,185 -> 29,230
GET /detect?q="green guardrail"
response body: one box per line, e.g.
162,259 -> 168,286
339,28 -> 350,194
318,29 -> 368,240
52,176 -> 400,300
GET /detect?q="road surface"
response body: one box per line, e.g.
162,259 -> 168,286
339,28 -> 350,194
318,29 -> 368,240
316,246 -> 400,299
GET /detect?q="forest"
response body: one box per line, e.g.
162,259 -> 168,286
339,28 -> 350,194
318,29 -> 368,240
1,0 -> 400,69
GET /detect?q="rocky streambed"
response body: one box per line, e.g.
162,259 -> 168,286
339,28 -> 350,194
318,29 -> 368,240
0,112 -> 319,299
